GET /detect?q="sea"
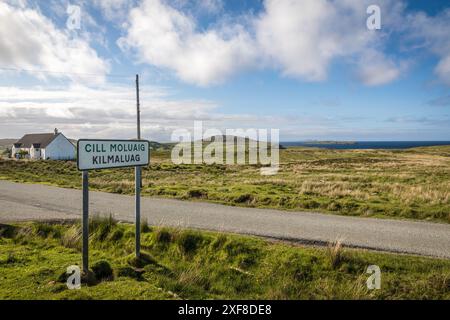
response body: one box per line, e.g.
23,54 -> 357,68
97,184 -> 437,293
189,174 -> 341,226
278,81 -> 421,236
280,141 -> 450,149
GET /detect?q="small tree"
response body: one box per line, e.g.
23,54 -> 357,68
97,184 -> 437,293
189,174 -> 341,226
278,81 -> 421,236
18,149 -> 29,159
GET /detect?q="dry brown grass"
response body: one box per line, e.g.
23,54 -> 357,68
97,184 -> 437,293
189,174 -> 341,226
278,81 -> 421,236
327,238 -> 344,270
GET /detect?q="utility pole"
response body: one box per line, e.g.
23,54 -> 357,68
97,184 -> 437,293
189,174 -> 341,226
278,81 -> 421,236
135,74 -> 141,258
136,74 -> 141,140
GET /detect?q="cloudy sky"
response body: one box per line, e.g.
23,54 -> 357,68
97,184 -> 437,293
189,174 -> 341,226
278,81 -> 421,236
0,0 -> 449,141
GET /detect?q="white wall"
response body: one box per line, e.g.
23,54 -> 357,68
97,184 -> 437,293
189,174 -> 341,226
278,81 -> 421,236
30,145 -> 41,159
44,134 -> 76,160
11,146 -> 18,157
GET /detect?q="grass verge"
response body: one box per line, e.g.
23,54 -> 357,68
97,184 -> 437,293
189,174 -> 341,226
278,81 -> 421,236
0,218 -> 449,300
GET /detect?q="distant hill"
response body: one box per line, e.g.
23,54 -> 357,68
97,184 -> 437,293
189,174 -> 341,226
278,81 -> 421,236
149,141 -> 174,151
0,139 -> 16,150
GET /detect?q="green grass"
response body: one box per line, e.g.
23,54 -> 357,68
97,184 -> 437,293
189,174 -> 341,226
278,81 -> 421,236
0,219 -> 449,300
0,145 -> 449,222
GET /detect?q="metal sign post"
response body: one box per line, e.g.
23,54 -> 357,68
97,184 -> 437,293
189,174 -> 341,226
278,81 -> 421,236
135,166 -> 141,257
82,170 -> 89,273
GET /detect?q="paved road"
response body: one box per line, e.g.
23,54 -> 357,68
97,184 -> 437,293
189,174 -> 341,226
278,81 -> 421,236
0,180 -> 449,258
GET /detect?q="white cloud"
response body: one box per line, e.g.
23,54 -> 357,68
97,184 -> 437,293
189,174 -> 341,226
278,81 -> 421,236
405,10 -> 450,86
0,84 -> 369,141
2,83 -> 447,141
2,0 -> 449,88
0,2 -> 109,82
196,0 -> 224,15
258,0 -> 354,81
92,0 -> 134,22
118,0 -> 404,86
118,0 -> 256,86
356,50 -> 403,86
256,0 -> 405,85
0,84 -> 221,140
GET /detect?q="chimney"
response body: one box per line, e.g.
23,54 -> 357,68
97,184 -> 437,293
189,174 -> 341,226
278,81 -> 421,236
54,128 -> 58,135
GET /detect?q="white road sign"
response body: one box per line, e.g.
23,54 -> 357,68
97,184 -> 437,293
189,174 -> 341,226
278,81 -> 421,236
77,139 -> 150,170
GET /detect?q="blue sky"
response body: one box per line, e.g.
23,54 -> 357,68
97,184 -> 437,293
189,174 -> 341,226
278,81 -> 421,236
0,0 -> 449,141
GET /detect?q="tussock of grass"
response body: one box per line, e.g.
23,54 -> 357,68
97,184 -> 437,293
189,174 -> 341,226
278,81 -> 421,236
91,260 -> 113,281
141,219 -> 151,233
327,238 -> 344,269
61,225 -> 82,250
155,228 -> 173,245
176,231 -> 205,256
89,214 -> 117,242
0,224 -> 17,238
1,220 -> 449,300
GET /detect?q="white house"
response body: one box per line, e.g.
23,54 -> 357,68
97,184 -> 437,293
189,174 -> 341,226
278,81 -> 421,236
12,129 -> 76,160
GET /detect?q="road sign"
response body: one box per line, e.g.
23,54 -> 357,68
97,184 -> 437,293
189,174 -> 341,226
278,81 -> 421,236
77,139 -> 150,171
76,138 -> 150,273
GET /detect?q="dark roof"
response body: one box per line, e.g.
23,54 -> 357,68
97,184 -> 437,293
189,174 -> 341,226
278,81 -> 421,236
14,133 -> 59,148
